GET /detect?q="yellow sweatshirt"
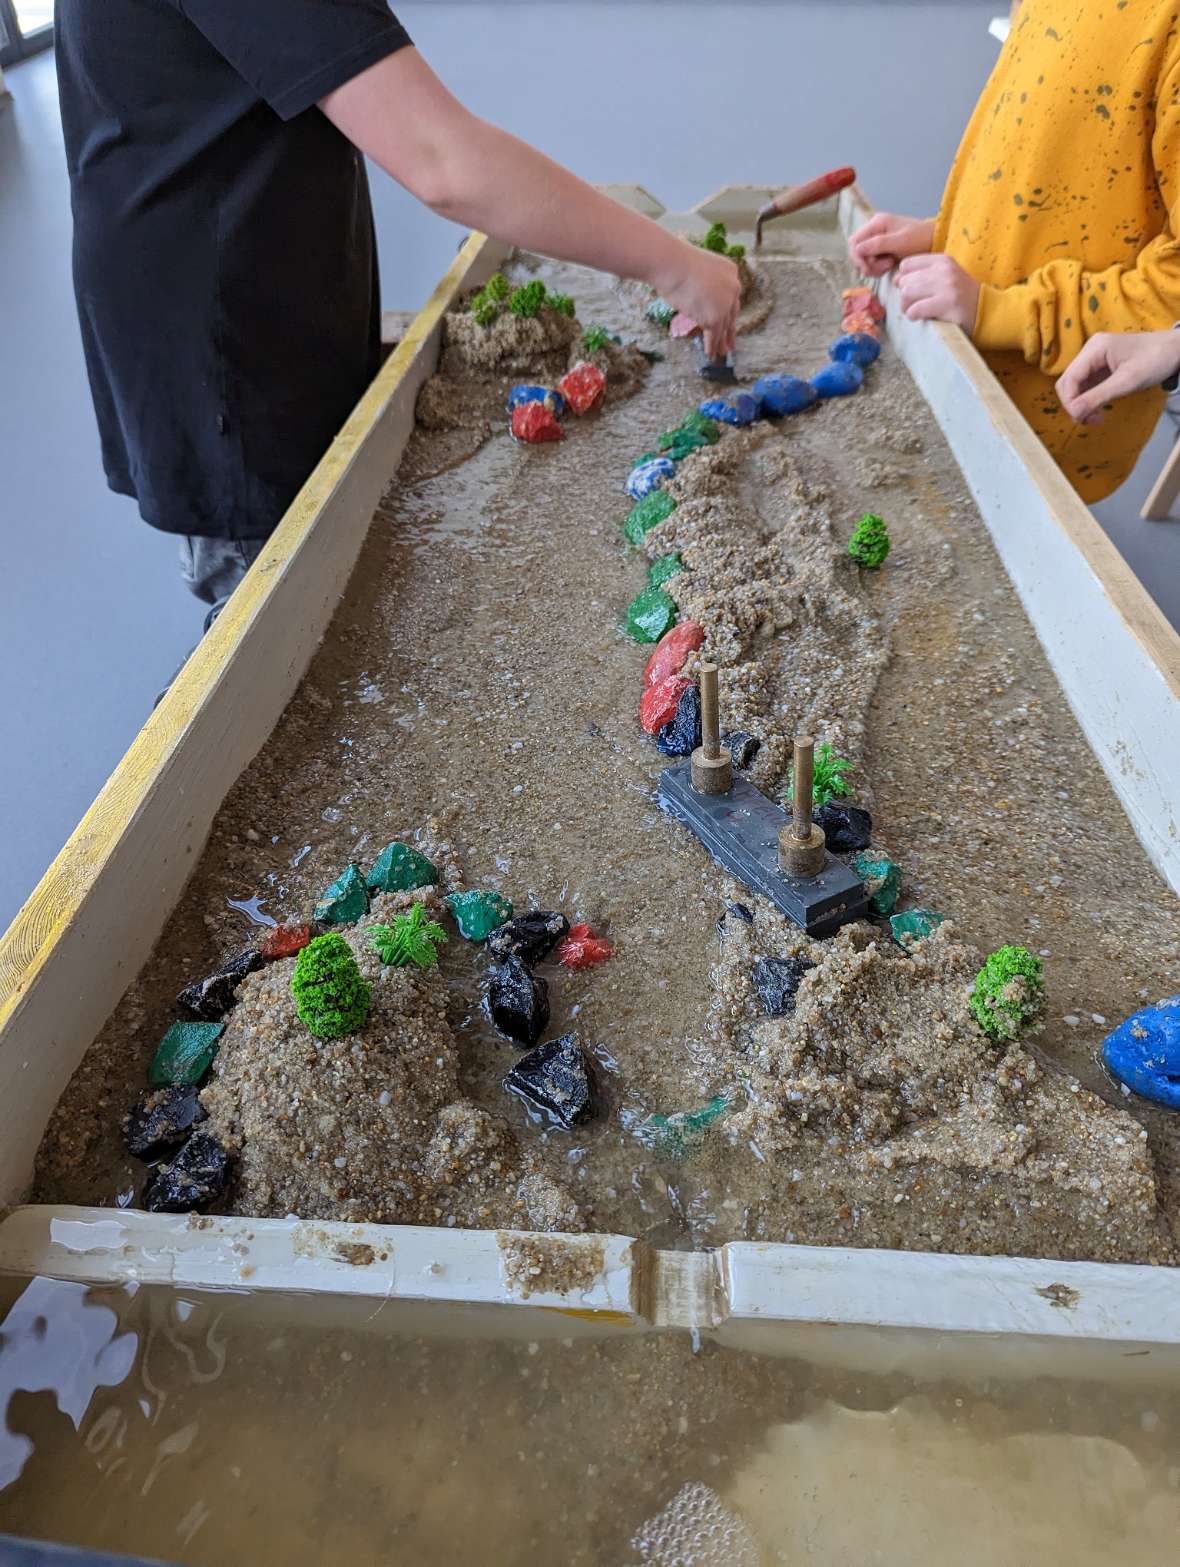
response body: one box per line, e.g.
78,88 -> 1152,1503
934,0 -> 1180,500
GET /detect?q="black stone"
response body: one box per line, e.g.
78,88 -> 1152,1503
485,955 -> 551,1047
657,684 -> 702,758
124,1085 -> 208,1161
486,911 -> 570,966
752,956 -> 816,1018
723,731 -> 761,770
718,901 -> 755,938
813,801 -> 873,854
504,1033 -> 595,1129
142,1132 -> 230,1213
177,947 -> 264,1021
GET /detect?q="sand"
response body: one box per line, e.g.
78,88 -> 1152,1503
31,249 -> 1180,1268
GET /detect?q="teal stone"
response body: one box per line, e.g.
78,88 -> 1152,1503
854,852 -> 902,916
149,1020 -> 224,1086
637,1096 -> 730,1160
366,842 -> 439,895
646,298 -> 676,328
624,586 -> 677,644
658,428 -> 710,458
890,908 -> 946,947
314,863 -> 370,926
647,553 -> 685,590
447,889 -> 514,942
623,490 -> 676,548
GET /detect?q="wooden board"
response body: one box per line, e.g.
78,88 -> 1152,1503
0,229 -> 507,1209
838,186 -> 1180,896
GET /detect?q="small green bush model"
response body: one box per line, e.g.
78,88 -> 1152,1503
484,272 -> 511,302
507,280 -> 547,318
787,742 -> 852,807
369,903 -> 449,970
698,221 -> 746,261
582,324 -> 612,354
291,932 -> 371,1040
970,946 -> 1044,1043
548,291 -> 576,318
470,289 -> 499,328
848,512 -> 891,569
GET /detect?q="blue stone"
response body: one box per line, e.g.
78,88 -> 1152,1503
507,384 -> 565,416
626,456 -> 676,500
657,684 -> 702,757
752,374 -> 818,418
1103,997 -> 1180,1109
812,360 -> 865,398
829,332 -> 882,369
698,393 -> 760,427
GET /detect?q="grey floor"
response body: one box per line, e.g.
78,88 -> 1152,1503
1,0 -> 1177,929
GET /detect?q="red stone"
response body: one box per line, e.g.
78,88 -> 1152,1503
643,620 -> 705,687
558,360 -> 607,415
669,313 -> 701,339
555,923 -> 613,969
841,287 -> 886,325
511,402 -> 564,443
640,675 -> 692,735
261,923 -> 313,961
841,314 -> 882,339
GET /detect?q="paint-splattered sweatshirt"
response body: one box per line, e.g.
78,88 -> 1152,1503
934,0 -> 1180,500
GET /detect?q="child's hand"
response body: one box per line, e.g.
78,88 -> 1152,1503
1056,331 -> 1180,424
658,246 -> 741,359
848,213 -> 936,277
896,254 -> 980,331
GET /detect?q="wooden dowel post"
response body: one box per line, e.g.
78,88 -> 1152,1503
690,663 -> 733,795
779,733 -> 828,877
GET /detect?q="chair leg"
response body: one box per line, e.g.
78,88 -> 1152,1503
1141,434 -> 1180,521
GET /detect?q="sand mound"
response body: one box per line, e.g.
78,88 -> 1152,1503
201,898 -> 581,1231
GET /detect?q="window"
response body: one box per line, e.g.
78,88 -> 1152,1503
0,0 -> 53,69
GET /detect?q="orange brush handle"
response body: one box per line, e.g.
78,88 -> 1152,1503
761,166 -> 857,221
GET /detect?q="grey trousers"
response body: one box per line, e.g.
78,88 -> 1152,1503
179,535 -> 265,614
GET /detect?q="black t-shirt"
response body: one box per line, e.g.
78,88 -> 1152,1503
55,0 -> 412,539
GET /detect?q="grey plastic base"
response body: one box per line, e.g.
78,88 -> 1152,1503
657,763 -> 869,937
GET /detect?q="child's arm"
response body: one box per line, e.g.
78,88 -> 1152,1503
320,48 -> 741,356
1056,330 -> 1180,425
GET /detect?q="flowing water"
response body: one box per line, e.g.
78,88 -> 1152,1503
2,1272 -> 1179,1565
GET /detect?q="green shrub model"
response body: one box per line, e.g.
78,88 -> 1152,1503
368,903 -> 449,969
848,512 -> 891,569
787,742 -> 852,807
291,932 -> 371,1040
969,945 -> 1044,1042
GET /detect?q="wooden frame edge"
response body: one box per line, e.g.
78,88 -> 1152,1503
0,229 -> 507,1206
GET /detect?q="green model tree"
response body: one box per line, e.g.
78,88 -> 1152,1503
698,221 -> 746,261
507,280 -> 548,318
848,512 -> 891,569
369,903 -> 449,969
484,272 -> 511,303
547,291 -> 576,318
581,324 -> 612,354
969,946 -> 1044,1042
786,742 -> 852,807
291,932 -> 371,1040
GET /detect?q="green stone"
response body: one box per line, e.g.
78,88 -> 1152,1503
647,553 -> 685,590
149,1020 -> 224,1086
623,586 -> 677,644
638,1096 -> 730,1160
658,428 -> 710,457
314,863 -> 370,926
623,490 -> 677,548
446,889 -> 514,942
853,852 -> 902,916
366,842 -> 439,895
890,908 -> 946,948
646,298 -> 676,328
680,411 -> 721,443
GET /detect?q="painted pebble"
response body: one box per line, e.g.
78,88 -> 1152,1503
558,360 -> 607,415
366,841 -> 439,894
752,374 -> 818,418
699,393 -> 759,427
829,332 -> 882,368
1103,998 -> 1180,1109
507,384 -> 565,416
626,456 -> 676,501
640,674 -> 693,735
624,585 -> 678,644
644,620 -> 705,686
624,489 -> 677,547
314,863 -> 370,925
511,401 -> 564,443
811,360 -> 865,398
447,890 -> 514,942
